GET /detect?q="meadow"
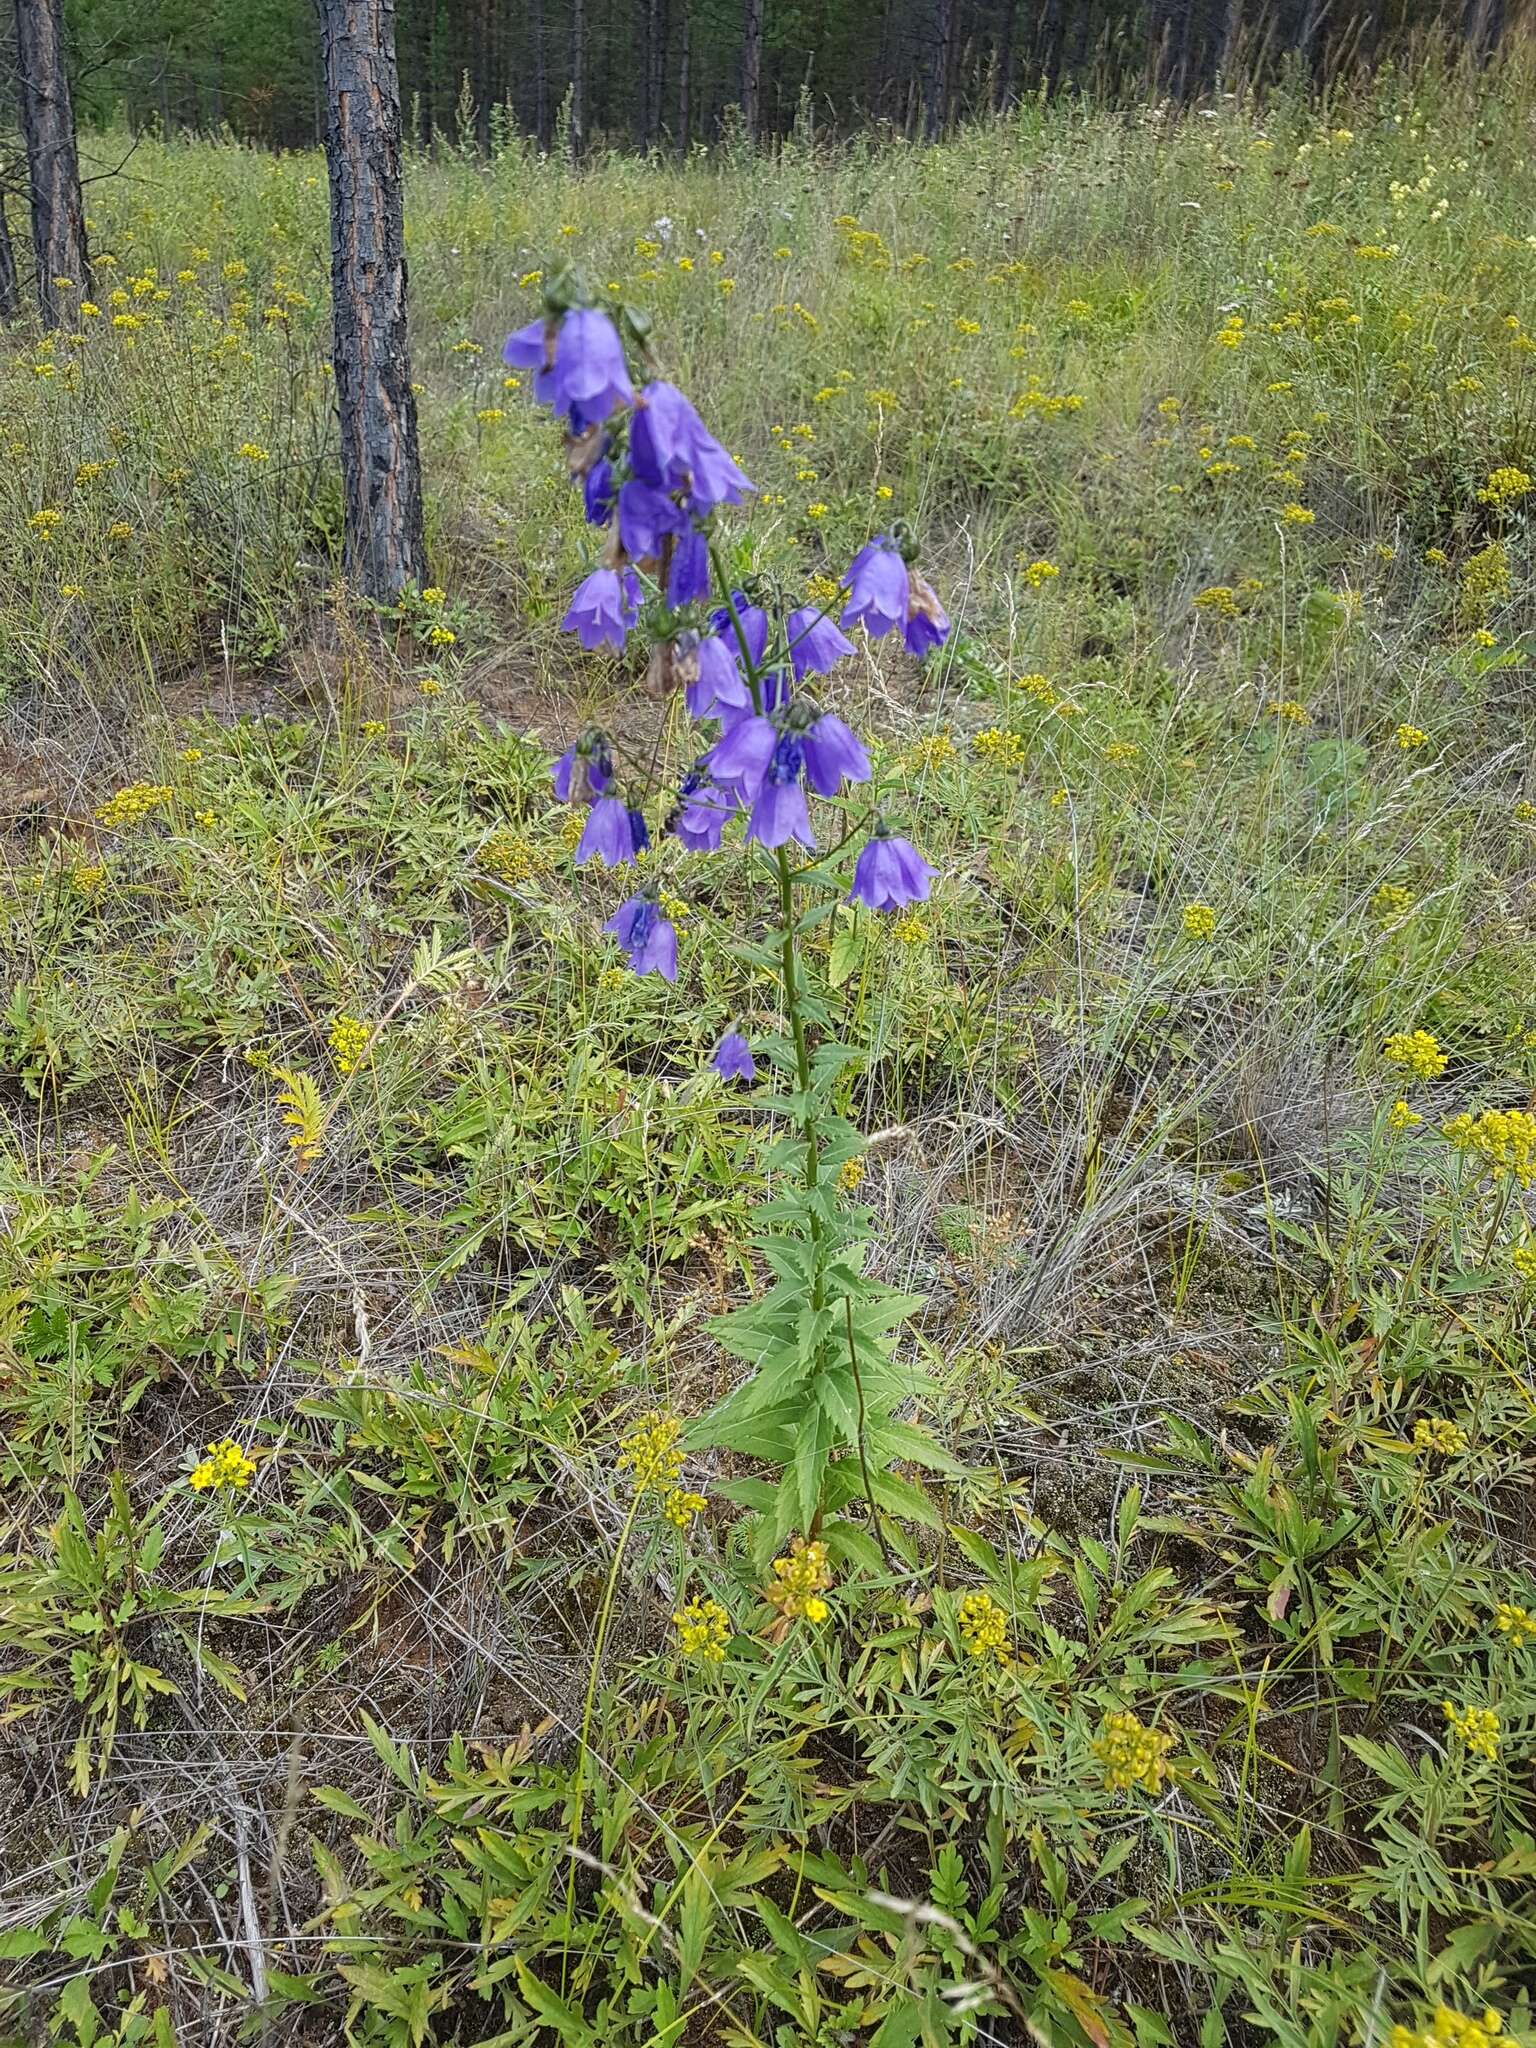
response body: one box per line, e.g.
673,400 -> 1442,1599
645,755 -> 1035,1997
2,50 -> 1536,2048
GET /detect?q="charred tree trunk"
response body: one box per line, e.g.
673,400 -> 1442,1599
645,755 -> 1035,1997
922,0 -> 954,136
315,0 -> 427,601
994,0 -> 1018,107
533,0 -> 549,147
0,186 -> 21,320
13,0 -> 89,327
741,0 -> 763,138
570,0 -> 586,157
677,6 -> 691,148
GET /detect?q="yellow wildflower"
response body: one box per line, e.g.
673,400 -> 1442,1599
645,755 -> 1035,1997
1181,902 -> 1217,941
957,1591 -> 1012,1662
673,1597 -> 731,1662
1383,1029 -> 1446,1081
617,1412 -> 685,1494
189,1438 -> 258,1493
328,1014 -> 371,1076
1442,1700 -> 1499,1761
1414,1417 -> 1468,1456
765,1537 -> 832,1623
1093,1709 -> 1174,1794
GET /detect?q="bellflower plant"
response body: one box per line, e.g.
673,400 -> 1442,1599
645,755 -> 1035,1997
509,271 -> 955,1549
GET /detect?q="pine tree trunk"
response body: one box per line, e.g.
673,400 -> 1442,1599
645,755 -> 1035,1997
677,6 -> 690,149
0,186 -> 21,320
922,0 -> 953,137
741,0 -> 762,138
13,0 -> 89,327
533,0 -> 549,148
316,0 -> 428,601
570,0 -> 586,157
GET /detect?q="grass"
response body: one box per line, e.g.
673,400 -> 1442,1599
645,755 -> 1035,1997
2,45 -> 1536,2048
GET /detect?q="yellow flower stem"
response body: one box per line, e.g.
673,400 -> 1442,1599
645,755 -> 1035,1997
563,1485 -> 642,1992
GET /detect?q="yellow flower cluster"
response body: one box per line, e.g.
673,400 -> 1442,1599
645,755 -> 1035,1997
766,1537 -> 832,1622
1394,723 -> 1428,750
1390,2008 -> 1505,2048
673,1596 -> 731,1662
617,1412 -> 685,1494
95,782 -> 173,829
1103,740 -> 1140,762
481,832 -> 538,885
891,913 -> 928,945
1442,1107 -> 1536,1188
328,1014 -> 371,1076
235,441 -> 270,462
189,1438 -> 257,1492
1181,901 -> 1216,941
1386,1100 -> 1422,1133
1414,1417 -> 1468,1456
661,1488 -> 707,1529
1460,541 -> 1511,611
974,727 -> 1026,767
1383,1029 -> 1446,1081
1494,1600 -> 1536,1648
1279,502 -> 1315,526
1476,466 -> 1531,509
1268,698 -> 1310,723
71,863 -> 107,897
1371,883 -> 1415,918
1093,1709 -> 1174,1794
1019,558 -> 1060,588
1513,1245 -> 1536,1285
957,1590 -> 1011,1662
906,731 -> 955,772
1009,377 -> 1085,420
1442,1700 -> 1500,1760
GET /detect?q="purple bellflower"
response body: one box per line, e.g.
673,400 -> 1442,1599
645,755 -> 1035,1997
667,526 -> 711,608
550,307 -> 634,429
502,318 -> 558,410
711,1031 -> 756,1081
707,713 -> 776,800
562,567 -> 640,650
850,823 -> 935,911
746,732 -> 816,851
577,798 -> 649,867
669,767 -> 737,852
552,727 -> 613,804
801,712 -> 871,797
605,894 -> 678,979
786,605 -> 854,681
618,480 -> 686,562
582,455 -> 617,526
631,382 -> 754,509
904,572 -> 950,658
684,633 -> 752,721
709,596 -> 769,671
841,538 -> 910,640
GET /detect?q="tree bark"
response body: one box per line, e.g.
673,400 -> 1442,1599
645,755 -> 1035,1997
677,5 -> 691,149
922,0 -> 954,137
0,186 -> 21,321
13,0 -> 89,327
740,0 -> 762,139
315,0 -> 428,601
533,0 -> 549,148
570,0 -> 586,157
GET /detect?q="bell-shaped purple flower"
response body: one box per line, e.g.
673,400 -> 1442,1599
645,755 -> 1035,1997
576,798 -> 648,867
604,894 -> 678,980
583,456 -> 617,526
801,713 -> 871,797
746,733 -> 815,851
667,526 -> 711,608
552,727 -> 613,804
562,567 -> 640,651
504,317 -> 557,407
711,1031 -> 756,1082
707,713 -> 776,800
841,539 -> 910,641
670,767 -> 737,852
550,307 -> 634,429
787,605 -> 855,681
632,381 -> 754,509
850,824 -> 935,910
618,480 -> 686,562
685,634 -> 752,721
710,596 -> 769,671
904,572 -> 950,658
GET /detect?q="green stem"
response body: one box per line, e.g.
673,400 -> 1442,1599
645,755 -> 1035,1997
563,1487 -> 641,1989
